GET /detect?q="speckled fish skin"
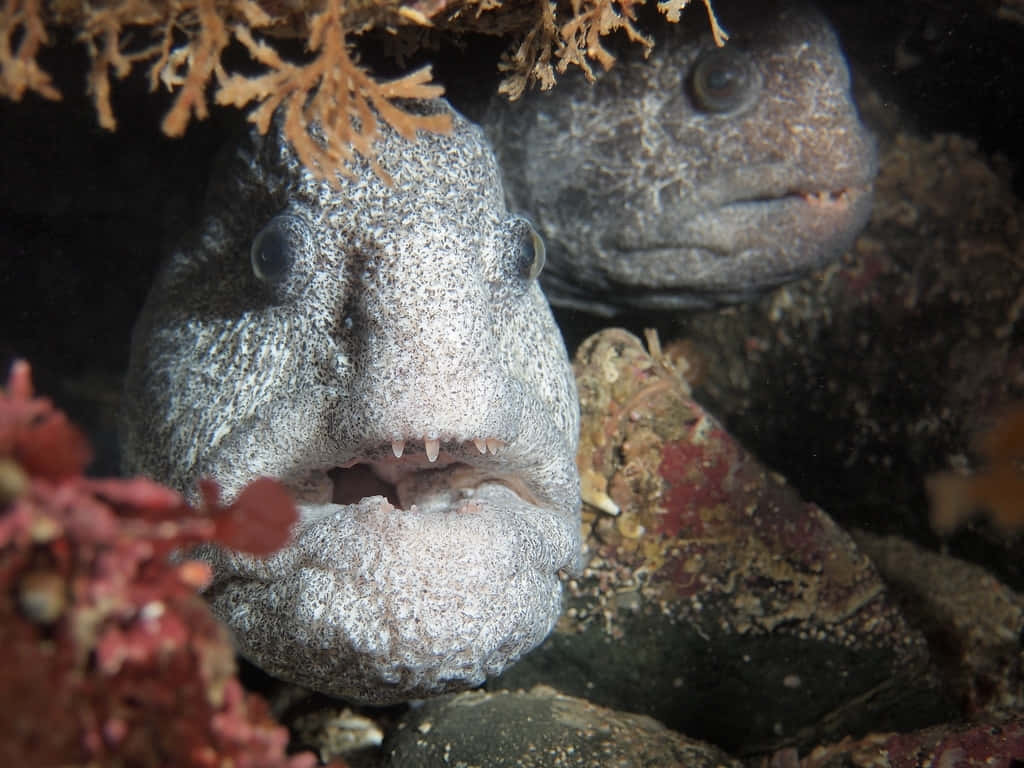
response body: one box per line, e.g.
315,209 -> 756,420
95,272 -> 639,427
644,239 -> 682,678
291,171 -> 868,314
480,0 -> 878,315
119,101 -> 581,704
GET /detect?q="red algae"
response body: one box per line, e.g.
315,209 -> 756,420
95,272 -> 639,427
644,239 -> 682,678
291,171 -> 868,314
658,437 -> 731,537
0,360 -> 334,767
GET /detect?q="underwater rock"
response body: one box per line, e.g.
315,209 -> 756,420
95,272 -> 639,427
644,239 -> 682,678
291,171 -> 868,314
670,130 -> 1024,585
493,328 -> 953,753
853,530 -> 1024,718
386,685 -> 740,768
798,716 -> 1024,768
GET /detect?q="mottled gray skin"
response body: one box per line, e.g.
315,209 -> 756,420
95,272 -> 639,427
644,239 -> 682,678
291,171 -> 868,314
479,0 -> 878,315
120,101 -> 581,704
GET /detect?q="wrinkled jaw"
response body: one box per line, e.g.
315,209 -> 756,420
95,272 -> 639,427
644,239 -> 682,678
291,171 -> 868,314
671,183 -> 875,298
196,433 -> 580,705
546,183 -> 875,315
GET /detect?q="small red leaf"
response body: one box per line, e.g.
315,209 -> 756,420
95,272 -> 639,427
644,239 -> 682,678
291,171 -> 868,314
212,477 -> 297,556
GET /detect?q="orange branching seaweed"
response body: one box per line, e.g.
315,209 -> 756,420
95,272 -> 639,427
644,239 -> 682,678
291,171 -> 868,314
2,0 -> 725,175
2,0 -> 451,182
0,0 -> 60,101
926,403 -> 1024,535
77,0 -> 163,131
74,0 -> 280,136
497,0 -> 559,98
152,0 -> 237,137
658,0 -> 726,43
217,0 -> 451,181
557,0 -> 653,80
498,0 -> 726,99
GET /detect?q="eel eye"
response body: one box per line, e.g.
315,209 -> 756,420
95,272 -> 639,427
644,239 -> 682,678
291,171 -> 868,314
515,219 -> 546,281
690,46 -> 755,114
251,214 -> 306,284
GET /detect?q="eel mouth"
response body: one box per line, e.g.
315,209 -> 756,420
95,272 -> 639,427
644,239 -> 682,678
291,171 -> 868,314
598,181 -> 874,259
621,182 -> 873,268
720,182 -> 872,219
325,435 -> 538,516
198,430 -> 581,705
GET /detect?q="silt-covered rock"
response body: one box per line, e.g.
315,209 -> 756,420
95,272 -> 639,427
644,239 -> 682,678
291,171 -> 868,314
386,685 -> 739,768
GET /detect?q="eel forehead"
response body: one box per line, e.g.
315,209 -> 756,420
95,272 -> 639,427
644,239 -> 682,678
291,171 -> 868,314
480,0 -> 878,314
120,100 -> 581,703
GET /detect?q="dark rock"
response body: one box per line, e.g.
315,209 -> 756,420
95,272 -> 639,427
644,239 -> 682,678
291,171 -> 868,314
386,685 -> 739,768
854,530 -> 1024,717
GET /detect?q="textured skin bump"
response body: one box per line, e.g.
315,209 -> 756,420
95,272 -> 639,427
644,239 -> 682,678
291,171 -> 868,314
120,101 -> 581,704
479,0 -> 879,315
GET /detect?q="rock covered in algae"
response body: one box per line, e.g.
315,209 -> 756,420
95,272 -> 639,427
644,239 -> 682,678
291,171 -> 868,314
798,715 -> 1024,768
494,328 -> 954,753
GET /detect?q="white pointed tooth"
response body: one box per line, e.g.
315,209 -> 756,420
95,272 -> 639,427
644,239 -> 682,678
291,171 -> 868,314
473,438 -> 487,454
485,438 -> 502,455
424,438 -> 440,463
391,439 -> 405,458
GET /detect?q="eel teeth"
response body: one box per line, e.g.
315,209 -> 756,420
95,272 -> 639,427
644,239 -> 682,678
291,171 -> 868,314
424,437 -> 440,463
803,189 -> 849,207
383,435 -> 508,461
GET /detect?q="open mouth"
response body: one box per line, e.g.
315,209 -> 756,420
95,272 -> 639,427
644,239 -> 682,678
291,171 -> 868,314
327,436 -> 541,514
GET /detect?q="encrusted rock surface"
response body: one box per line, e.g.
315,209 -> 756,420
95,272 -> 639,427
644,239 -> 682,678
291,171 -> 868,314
492,328 -> 953,753
670,131 -> 1024,583
798,716 -> 1024,768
